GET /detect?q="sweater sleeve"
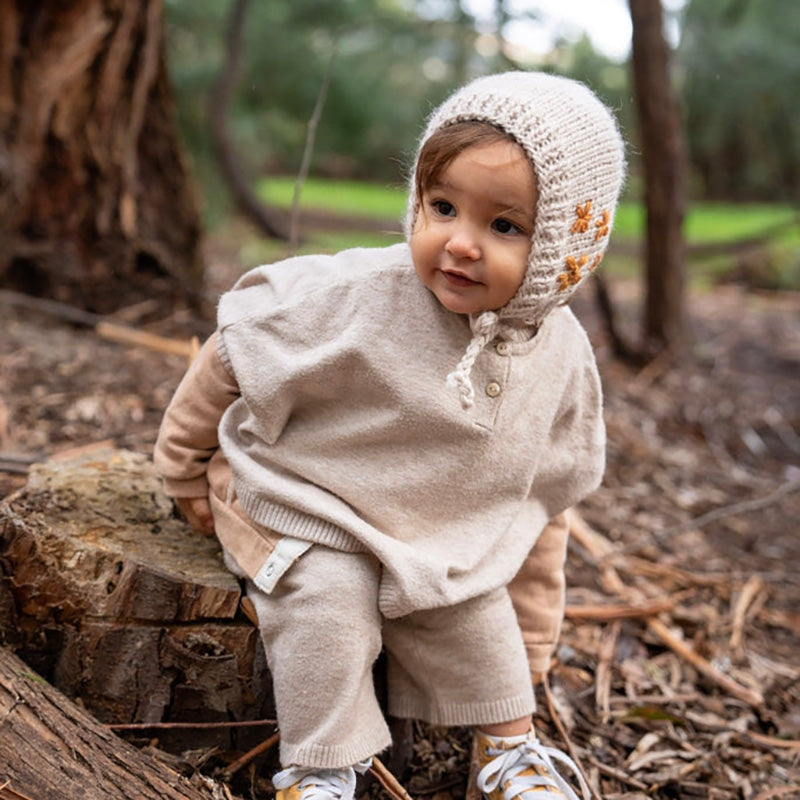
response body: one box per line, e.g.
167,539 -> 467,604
507,510 -> 570,675
153,332 -> 240,498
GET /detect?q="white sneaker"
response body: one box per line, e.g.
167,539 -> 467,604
272,759 -> 372,800
475,730 -> 591,800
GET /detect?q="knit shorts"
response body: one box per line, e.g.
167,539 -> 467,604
246,544 -> 535,769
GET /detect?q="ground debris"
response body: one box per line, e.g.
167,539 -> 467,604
1,280 -> 798,799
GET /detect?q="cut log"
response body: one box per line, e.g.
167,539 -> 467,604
0,644 -> 235,799
0,447 -> 273,751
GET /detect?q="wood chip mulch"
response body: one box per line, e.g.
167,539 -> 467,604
1,278 -> 798,799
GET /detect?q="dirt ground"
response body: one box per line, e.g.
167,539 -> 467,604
1,247 -> 798,799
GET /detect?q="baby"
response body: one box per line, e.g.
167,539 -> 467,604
155,71 -> 625,800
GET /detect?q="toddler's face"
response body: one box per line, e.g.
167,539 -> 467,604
410,139 -> 537,316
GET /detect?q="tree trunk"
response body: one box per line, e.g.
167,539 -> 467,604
628,0 -> 688,356
210,0 -> 289,241
0,0 -> 204,315
0,645 -> 237,799
0,447 -> 273,754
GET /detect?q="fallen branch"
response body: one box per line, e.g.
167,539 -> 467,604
0,289 -> 200,361
646,617 -> 764,708
564,593 -> 684,621
95,321 -> 198,359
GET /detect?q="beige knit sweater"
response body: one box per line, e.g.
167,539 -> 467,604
155,243 -> 604,672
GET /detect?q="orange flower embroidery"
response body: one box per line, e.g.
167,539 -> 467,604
594,210 -> 610,241
590,253 -> 603,272
558,255 -> 588,291
571,201 -> 593,234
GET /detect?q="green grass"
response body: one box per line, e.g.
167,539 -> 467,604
258,176 -> 407,219
259,175 -> 796,243
251,176 -> 799,288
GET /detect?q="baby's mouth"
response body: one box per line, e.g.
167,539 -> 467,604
441,269 -> 479,287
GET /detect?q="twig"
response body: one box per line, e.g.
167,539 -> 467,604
658,480 -> 799,539
0,780 -> 37,800
564,593 -> 685,621
646,617 -> 764,707
542,677 -> 602,800
222,730 -> 280,779
288,44 -> 338,254
369,756 -> 416,800
752,786 -> 800,800
107,718 -> 276,732
730,574 -> 765,654
96,321 -> 197,359
595,621 -> 619,723
585,757 -> 650,791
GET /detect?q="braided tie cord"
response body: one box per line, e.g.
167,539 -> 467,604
446,311 -> 500,409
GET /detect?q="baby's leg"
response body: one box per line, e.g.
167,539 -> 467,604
247,546 -> 391,769
382,587 -> 534,727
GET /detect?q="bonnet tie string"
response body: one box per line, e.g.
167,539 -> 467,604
446,311 -> 500,409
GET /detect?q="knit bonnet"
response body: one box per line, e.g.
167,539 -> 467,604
406,71 -> 626,408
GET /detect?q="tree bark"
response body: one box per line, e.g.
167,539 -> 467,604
628,0 -> 688,356
0,645 -> 236,799
0,0 -> 204,314
0,447 -> 273,753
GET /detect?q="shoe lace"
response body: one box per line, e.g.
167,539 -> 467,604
273,759 -> 372,800
476,737 -> 591,800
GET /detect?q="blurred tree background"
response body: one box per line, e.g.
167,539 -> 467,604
1,0 -> 798,323
163,0 -> 799,219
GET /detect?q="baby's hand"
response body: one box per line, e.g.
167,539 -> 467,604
176,496 -> 215,536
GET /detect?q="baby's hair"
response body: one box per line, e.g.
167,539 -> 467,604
414,120 -> 521,201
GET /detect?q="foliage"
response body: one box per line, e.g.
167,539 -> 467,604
164,0 -> 489,224
164,0 -> 800,221
678,0 -> 800,201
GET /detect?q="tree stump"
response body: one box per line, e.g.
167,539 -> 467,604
0,447 -> 273,752
0,644 -> 235,799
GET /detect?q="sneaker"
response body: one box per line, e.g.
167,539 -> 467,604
272,759 -> 372,800
474,730 -> 591,800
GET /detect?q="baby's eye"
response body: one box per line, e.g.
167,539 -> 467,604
431,200 -> 456,217
492,218 -> 523,235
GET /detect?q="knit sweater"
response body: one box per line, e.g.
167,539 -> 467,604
155,243 -> 603,628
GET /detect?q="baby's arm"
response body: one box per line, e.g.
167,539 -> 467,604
507,511 -> 570,681
154,332 -> 239,533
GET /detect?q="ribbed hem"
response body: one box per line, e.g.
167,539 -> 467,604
280,720 -> 392,769
389,691 -> 535,727
238,490 -> 365,554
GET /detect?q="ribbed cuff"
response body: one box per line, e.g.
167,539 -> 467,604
389,690 -> 535,727
279,719 -> 392,769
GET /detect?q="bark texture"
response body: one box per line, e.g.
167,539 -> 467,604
0,448 -> 272,753
0,645 -> 235,799
0,0 -> 204,314
629,0 -> 688,356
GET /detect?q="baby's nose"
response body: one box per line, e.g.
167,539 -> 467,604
445,225 -> 481,260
